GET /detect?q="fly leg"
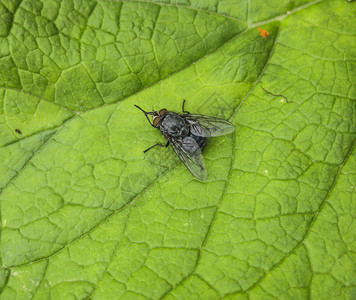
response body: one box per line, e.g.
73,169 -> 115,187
182,99 -> 190,114
134,105 -> 157,127
143,141 -> 169,153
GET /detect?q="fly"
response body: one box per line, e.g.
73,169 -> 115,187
134,100 -> 235,181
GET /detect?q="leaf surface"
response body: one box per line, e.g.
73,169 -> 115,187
0,0 -> 355,299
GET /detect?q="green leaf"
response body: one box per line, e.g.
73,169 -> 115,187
0,0 -> 355,299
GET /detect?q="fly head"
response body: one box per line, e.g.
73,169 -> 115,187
134,105 -> 168,128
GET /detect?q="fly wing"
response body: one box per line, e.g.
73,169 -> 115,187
170,136 -> 207,181
183,114 -> 235,137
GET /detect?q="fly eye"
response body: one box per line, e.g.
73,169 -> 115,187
159,109 -> 167,117
153,116 -> 161,127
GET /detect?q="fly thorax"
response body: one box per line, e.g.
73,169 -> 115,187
161,113 -> 189,137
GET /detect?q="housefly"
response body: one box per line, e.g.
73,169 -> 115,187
134,100 -> 235,181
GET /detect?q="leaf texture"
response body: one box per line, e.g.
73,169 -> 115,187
0,0 -> 355,299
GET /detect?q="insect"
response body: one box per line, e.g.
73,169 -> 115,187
15,129 -> 22,134
134,100 -> 235,181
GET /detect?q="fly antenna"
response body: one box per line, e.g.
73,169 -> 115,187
260,85 -> 289,103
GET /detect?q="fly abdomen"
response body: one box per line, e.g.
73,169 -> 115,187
181,136 -> 202,154
190,133 -> 206,150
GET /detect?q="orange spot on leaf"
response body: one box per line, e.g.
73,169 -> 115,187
258,27 -> 270,38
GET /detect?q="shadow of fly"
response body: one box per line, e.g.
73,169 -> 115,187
134,100 -> 235,181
